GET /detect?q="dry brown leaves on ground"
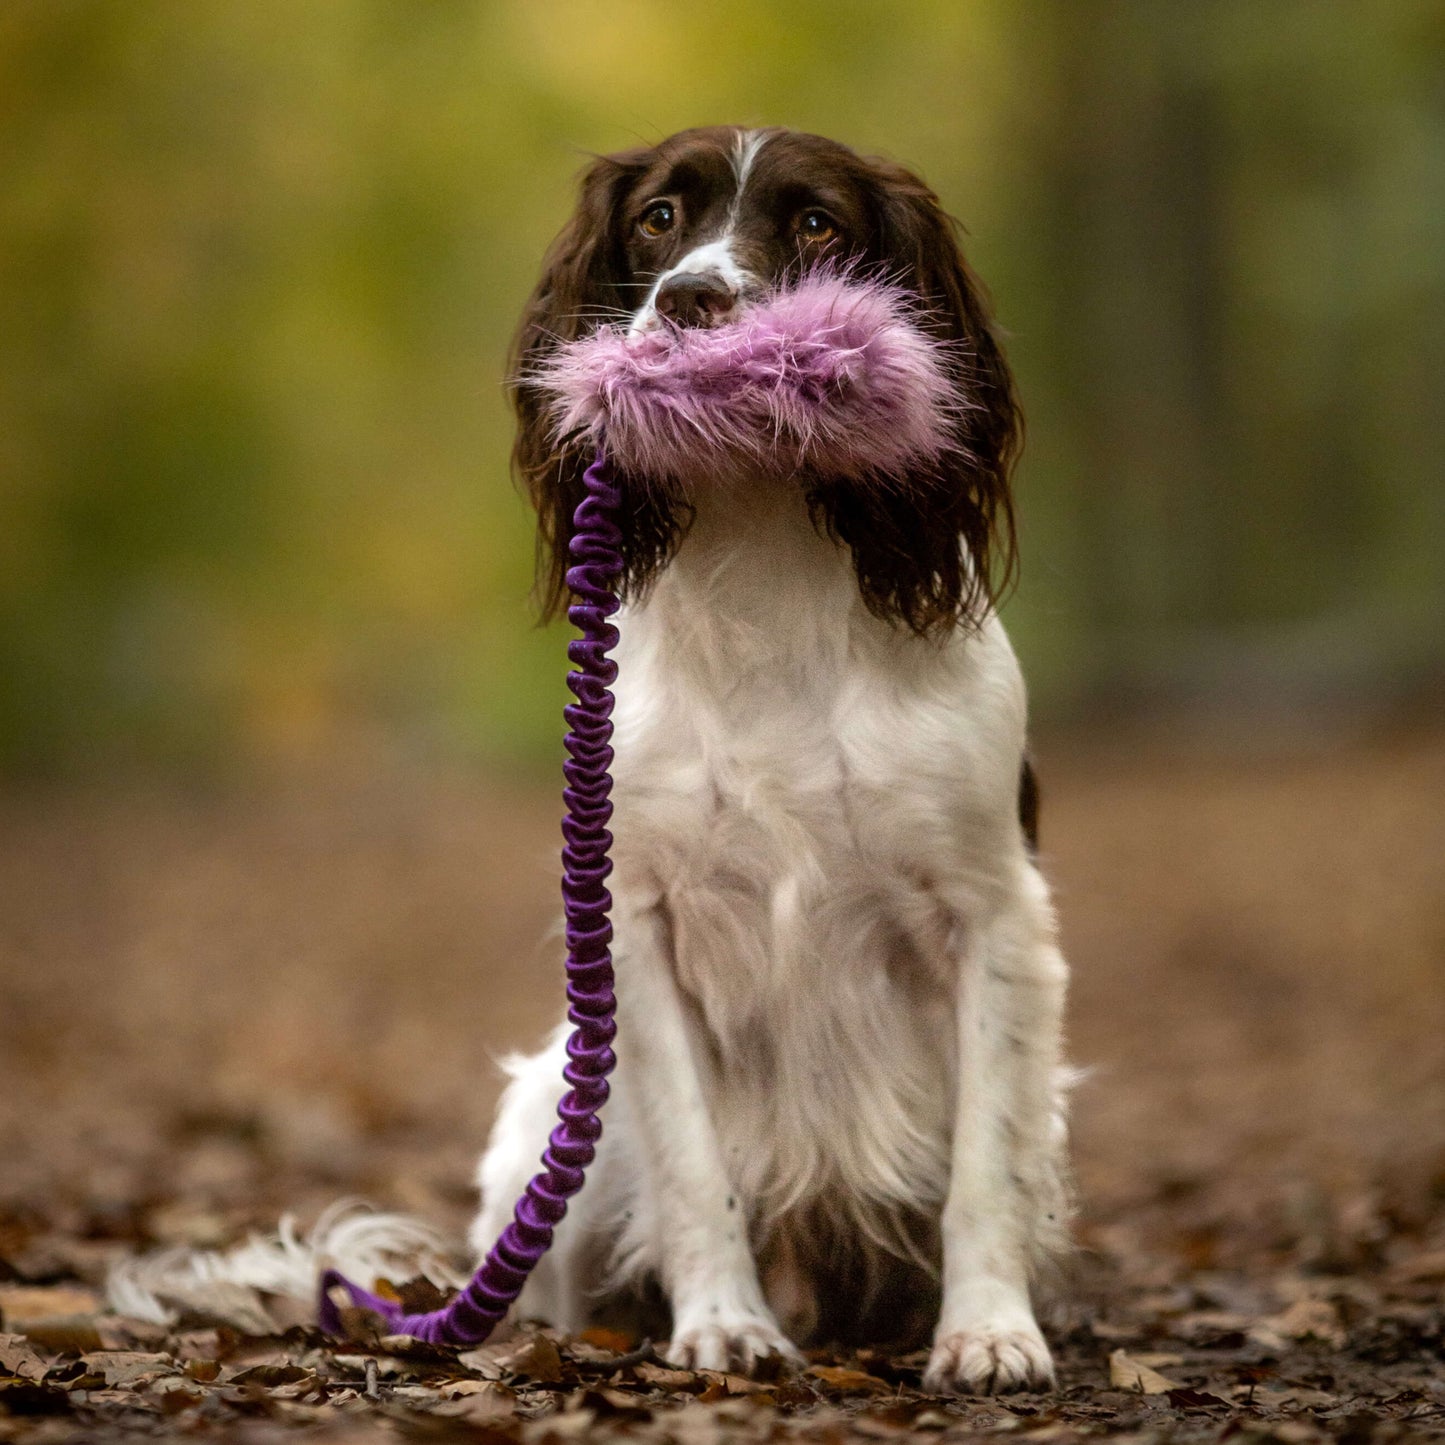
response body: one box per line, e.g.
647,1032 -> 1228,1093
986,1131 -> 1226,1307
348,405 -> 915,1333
3,736 -> 1445,1441
2,1235 -> 1444,1445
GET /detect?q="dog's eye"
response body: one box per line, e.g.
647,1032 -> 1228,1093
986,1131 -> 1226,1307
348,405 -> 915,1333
638,201 -> 675,238
796,209 -> 837,243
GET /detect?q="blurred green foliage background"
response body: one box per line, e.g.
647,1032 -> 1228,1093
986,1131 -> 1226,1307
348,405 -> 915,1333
1,1 -> 1442,776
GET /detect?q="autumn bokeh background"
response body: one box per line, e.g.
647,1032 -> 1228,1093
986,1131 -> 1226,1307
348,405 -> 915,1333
1,3 -> 1443,1278
6,2 -> 1444,772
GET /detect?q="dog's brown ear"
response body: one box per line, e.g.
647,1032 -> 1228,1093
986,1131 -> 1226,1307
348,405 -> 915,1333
511,154 -> 638,621
810,157 -> 1021,634
510,150 -> 688,620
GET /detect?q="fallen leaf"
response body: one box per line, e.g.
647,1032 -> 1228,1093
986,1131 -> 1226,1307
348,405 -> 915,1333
227,1362 -> 313,1387
492,1331 -> 564,1383
634,1361 -> 700,1390
45,1361 -> 105,1390
1253,1299 -> 1346,1351
1167,1387 -> 1230,1408
458,1343 -> 508,1379
1109,1347 -> 1181,1394
442,1378 -> 517,1402
805,1364 -> 894,1395
79,1351 -> 178,1388
432,1389 -> 519,1422
577,1385 -> 657,1415
372,1333 -> 442,1356
0,1333 -> 48,1382
155,1382 -> 206,1415
565,1338 -> 626,1364
390,1383 -> 446,1407
697,1369 -> 772,1396
368,1276 -> 403,1304
577,1326 -> 635,1354
15,1314 -> 103,1354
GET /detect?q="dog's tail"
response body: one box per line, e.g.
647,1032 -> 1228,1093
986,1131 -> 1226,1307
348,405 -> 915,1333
106,1200 -> 466,1329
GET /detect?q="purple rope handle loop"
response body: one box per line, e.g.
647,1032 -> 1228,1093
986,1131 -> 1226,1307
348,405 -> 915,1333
318,452 -> 622,1345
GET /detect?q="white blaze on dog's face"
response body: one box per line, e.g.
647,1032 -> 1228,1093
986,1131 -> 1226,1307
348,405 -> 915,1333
621,127 -> 877,334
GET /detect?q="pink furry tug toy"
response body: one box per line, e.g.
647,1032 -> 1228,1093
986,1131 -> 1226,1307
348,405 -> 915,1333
316,272 -> 958,1347
543,273 -> 957,485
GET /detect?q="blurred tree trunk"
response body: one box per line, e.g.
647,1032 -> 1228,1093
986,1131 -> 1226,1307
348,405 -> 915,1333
1043,3 -> 1232,650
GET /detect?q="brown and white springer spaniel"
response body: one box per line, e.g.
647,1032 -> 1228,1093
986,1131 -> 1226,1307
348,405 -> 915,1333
113,126 -> 1073,1398
480,126 -> 1073,1394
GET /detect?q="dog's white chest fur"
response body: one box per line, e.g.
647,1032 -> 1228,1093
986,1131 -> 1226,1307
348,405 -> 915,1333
604,481 -> 1029,1244
465,473 -> 1069,1393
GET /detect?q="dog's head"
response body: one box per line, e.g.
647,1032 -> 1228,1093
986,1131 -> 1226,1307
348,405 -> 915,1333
512,126 -> 1020,635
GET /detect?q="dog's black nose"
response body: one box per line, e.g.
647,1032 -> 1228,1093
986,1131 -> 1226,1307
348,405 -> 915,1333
654,272 -> 737,328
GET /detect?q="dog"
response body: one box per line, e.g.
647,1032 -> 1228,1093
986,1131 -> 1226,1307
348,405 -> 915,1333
475,126 -> 1074,1395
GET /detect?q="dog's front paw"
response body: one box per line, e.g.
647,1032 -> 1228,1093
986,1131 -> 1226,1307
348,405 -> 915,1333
666,1308 -> 802,1374
924,1322 -> 1055,1395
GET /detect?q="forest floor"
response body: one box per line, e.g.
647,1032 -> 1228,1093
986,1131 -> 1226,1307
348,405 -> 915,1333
1,726 -> 1443,1443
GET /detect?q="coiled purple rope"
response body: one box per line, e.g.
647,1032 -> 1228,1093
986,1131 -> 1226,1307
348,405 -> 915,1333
318,452 -> 622,1346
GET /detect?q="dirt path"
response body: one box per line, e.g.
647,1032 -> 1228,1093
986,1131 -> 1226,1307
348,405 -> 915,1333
2,731 -> 1442,1441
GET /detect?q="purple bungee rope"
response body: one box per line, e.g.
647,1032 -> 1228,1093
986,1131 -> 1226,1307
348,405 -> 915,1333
318,452 -> 622,1346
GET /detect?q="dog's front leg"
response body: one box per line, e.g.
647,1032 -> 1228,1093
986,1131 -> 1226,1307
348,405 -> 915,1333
925,863 -> 1070,1395
614,905 -> 801,1373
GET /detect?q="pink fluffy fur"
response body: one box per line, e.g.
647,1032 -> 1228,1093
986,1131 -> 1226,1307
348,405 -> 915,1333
533,274 -> 959,484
